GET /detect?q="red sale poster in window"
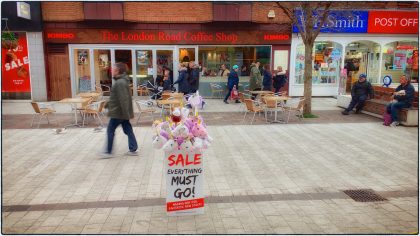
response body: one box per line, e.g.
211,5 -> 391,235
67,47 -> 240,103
165,151 -> 204,216
1,32 -> 31,92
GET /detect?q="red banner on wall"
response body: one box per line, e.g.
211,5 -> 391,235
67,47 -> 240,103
368,11 -> 419,34
1,32 -> 31,92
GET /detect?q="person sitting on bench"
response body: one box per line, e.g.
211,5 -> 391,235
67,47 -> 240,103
342,74 -> 374,115
386,75 -> 415,127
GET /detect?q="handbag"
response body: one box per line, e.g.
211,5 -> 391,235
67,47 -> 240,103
230,85 -> 239,100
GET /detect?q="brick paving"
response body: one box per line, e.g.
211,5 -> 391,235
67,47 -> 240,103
1,98 -> 418,234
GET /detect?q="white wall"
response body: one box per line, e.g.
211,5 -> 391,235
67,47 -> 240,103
27,32 -> 47,101
289,34 -> 418,97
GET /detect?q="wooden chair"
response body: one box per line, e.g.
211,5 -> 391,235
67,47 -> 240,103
135,100 -> 156,124
243,99 -> 264,125
210,83 -> 224,98
30,102 -> 58,128
81,100 -> 106,127
282,98 -> 305,123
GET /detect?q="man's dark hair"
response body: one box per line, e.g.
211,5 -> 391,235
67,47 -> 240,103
114,62 -> 128,74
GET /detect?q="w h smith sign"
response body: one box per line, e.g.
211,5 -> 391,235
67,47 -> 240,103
292,10 -> 369,33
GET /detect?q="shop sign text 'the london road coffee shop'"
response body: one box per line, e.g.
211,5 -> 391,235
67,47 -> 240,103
44,29 -> 291,45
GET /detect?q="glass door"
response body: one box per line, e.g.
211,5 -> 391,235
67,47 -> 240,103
135,49 -> 154,87
157,50 -> 174,89
115,49 -> 133,94
93,49 -> 111,95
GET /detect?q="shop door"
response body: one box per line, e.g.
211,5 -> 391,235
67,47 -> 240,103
272,45 -> 291,94
157,50 -> 174,89
47,44 -> 71,101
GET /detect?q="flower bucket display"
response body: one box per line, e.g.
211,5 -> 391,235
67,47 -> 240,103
152,92 -> 212,216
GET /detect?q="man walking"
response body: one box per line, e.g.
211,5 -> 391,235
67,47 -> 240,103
342,74 -> 374,115
102,62 -> 138,158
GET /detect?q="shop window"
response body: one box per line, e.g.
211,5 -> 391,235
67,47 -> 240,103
345,41 -> 381,85
93,49 -> 111,93
295,42 -> 343,84
199,46 -> 271,78
381,41 -> 418,84
74,49 -> 92,93
135,50 -> 153,87
179,48 -> 195,63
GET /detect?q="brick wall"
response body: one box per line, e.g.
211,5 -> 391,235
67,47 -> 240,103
252,2 -> 291,24
41,2 -> 84,22
123,2 -> 212,23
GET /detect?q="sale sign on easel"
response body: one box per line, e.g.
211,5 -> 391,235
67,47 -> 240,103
165,151 -> 204,216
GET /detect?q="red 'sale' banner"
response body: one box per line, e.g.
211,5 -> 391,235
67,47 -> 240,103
1,32 -> 31,92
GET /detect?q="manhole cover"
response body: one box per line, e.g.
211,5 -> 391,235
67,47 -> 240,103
343,189 -> 388,202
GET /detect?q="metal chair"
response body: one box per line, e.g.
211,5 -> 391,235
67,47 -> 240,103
135,100 -> 156,124
30,102 -> 58,128
81,100 -> 106,127
282,98 -> 305,123
243,99 -> 264,125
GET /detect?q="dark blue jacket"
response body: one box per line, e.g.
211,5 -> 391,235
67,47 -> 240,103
188,67 -> 200,93
227,70 -> 239,90
351,80 -> 374,98
395,83 -> 415,106
163,79 -> 172,91
262,70 -> 272,90
173,69 -> 190,94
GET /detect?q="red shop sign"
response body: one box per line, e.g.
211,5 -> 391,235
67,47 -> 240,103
368,11 -> 419,34
1,32 -> 31,92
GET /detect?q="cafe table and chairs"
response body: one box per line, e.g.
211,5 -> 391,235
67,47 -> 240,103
77,92 -> 101,101
58,97 -> 91,127
263,96 -> 291,123
157,98 -> 182,116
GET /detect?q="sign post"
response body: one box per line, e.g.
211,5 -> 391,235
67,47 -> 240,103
165,151 -> 204,216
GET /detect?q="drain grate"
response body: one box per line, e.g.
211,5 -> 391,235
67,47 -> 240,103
343,189 -> 388,202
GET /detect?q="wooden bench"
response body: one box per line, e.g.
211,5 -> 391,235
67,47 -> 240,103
361,86 -> 418,126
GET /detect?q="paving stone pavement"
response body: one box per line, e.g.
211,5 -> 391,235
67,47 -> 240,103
2,122 -> 418,234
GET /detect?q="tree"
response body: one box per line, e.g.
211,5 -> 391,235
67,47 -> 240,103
277,2 -> 333,115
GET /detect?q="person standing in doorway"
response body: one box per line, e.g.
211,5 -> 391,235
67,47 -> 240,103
249,62 -> 262,100
102,62 -> 138,158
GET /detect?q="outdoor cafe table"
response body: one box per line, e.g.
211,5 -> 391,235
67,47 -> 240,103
249,90 -> 274,95
59,97 -> 90,127
77,92 -> 101,101
264,96 -> 291,123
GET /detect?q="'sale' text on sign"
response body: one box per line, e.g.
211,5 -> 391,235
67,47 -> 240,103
165,151 -> 204,216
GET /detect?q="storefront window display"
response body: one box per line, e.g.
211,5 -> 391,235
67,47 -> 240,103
93,49 -> 111,92
381,41 -> 418,84
295,42 -> 343,84
344,41 -> 381,84
136,50 -> 153,86
199,46 -> 271,77
197,46 -> 271,97
73,49 -> 92,93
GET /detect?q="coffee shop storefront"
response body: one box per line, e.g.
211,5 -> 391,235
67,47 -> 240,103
44,29 -> 291,99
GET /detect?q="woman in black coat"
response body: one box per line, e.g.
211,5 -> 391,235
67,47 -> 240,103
273,66 -> 287,94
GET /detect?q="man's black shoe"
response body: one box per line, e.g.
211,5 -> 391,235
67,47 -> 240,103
235,100 -> 241,103
341,110 -> 349,115
223,100 -> 229,104
355,109 -> 362,114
